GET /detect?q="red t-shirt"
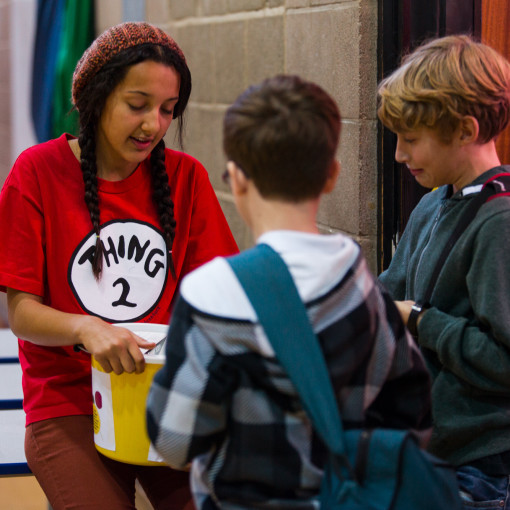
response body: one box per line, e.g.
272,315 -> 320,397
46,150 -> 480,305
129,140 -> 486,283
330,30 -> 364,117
0,134 -> 238,425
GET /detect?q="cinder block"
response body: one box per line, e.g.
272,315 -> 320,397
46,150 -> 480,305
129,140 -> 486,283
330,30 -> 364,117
0,4 -> 10,44
165,24 -> 182,46
245,16 -> 284,86
268,0 -> 285,6
311,0 -> 352,5
0,85 -> 11,117
176,24 -> 216,103
359,0 -> 378,119
239,228 -> 255,251
168,0 -> 198,18
227,0 -> 265,12
0,164 -> 10,190
213,20 -> 246,104
0,48 -> 10,91
217,196 -> 253,250
358,119 -> 378,236
163,119 -> 178,150
315,226 -> 377,274
181,105 -> 228,187
0,123 -> 12,186
355,235 -> 378,275
286,6 -> 360,120
317,120 -> 361,235
95,0 -> 123,33
146,0 -> 170,23
201,0 -> 229,16
317,118 -> 377,237
285,0 -> 310,8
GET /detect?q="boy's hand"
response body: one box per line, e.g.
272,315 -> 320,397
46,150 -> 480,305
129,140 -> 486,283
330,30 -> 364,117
395,300 -> 414,324
77,316 -> 156,375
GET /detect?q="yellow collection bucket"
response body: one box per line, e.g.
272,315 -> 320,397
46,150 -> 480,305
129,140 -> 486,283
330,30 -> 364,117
91,323 -> 168,466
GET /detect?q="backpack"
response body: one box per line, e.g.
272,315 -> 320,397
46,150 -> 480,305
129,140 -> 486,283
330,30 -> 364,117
227,244 -> 463,510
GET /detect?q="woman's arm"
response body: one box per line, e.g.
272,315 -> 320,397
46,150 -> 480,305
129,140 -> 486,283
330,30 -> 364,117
147,296 -> 233,468
0,292 -> 8,328
7,288 -> 156,374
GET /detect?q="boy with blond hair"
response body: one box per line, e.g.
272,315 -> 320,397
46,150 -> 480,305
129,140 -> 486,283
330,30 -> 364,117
146,75 -> 432,509
378,35 -> 510,507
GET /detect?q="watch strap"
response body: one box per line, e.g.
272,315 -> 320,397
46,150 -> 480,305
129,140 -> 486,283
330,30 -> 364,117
407,303 -> 424,338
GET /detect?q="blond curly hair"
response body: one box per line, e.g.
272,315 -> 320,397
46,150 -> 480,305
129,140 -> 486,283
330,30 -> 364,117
377,35 -> 510,143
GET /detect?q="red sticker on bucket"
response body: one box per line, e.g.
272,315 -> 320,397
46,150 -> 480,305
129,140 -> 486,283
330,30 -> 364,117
95,391 -> 103,409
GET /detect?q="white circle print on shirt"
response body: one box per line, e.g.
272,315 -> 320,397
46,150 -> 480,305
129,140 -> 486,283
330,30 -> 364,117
68,220 -> 168,322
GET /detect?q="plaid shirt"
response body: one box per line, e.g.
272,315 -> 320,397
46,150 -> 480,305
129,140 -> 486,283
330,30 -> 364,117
147,231 -> 432,509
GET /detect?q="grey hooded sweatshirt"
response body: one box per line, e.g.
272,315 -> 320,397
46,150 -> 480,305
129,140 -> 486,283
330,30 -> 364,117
380,166 -> 510,469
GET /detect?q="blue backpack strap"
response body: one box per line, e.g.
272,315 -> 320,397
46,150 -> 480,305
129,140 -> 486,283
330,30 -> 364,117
227,244 -> 348,457
228,244 -> 464,510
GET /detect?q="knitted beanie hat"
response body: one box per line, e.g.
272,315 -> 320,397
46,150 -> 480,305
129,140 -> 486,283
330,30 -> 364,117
72,22 -> 186,105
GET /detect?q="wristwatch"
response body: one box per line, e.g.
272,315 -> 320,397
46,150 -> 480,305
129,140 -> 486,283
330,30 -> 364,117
407,303 -> 425,338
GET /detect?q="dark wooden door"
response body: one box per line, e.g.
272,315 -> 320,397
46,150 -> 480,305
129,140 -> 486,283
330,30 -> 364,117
482,0 -> 510,164
378,0 -> 484,272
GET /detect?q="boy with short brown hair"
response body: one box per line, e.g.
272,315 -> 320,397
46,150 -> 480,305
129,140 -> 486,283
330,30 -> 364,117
378,35 -> 510,507
147,74 -> 432,509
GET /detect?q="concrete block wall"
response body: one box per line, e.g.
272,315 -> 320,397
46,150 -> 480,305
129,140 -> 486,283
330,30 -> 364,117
103,0 -> 380,270
145,0 -> 380,269
1,0 -> 379,270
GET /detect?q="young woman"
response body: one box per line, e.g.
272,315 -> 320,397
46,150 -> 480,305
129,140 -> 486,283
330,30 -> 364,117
0,22 -> 238,509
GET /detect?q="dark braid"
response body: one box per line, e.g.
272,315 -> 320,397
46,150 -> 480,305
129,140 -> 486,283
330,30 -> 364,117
78,122 -> 103,280
150,139 -> 177,279
76,69 -> 117,280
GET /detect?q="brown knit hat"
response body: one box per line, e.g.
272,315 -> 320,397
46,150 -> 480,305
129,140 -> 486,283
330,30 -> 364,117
72,22 -> 186,105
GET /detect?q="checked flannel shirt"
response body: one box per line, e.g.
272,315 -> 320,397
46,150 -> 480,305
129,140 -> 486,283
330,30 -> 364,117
147,230 -> 432,510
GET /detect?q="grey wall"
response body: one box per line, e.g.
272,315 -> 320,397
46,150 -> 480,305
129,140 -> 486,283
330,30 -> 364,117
0,0 -> 380,268
97,0 -> 379,269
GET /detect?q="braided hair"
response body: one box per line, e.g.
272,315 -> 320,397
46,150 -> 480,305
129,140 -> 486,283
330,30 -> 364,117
74,42 -> 191,280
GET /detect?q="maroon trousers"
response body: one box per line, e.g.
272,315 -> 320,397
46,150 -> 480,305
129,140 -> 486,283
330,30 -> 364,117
25,415 -> 194,510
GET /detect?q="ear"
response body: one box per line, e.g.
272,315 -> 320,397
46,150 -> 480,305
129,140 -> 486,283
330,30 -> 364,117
322,160 -> 341,194
458,116 -> 479,145
227,161 -> 249,197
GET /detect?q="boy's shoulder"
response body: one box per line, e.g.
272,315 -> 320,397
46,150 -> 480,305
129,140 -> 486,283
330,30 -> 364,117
474,188 -> 510,227
180,255 -> 258,320
180,233 -> 363,320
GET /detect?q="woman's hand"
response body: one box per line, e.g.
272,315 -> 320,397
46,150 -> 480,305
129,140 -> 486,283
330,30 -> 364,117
77,316 -> 156,375
7,288 -> 156,375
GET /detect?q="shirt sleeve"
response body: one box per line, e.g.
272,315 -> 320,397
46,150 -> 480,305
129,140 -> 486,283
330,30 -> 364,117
365,284 -> 433,444
146,296 -> 236,468
0,155 -> 46,296
378,219 -> 414,300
